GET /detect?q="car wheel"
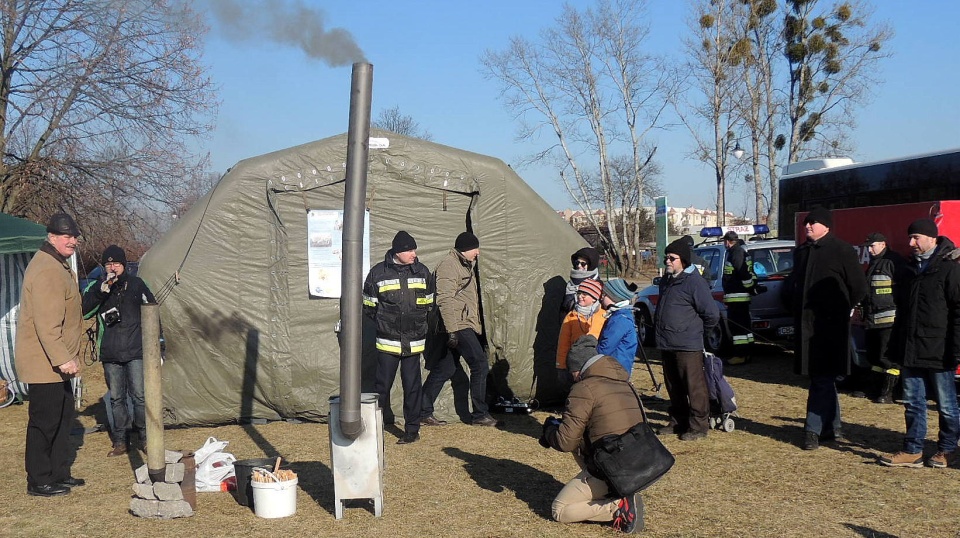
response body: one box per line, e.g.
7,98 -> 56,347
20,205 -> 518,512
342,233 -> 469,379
635,305 -> 654,347
705,323 -> 727,353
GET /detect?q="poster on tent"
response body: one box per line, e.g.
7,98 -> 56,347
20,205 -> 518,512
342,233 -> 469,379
306,209 -> 370,298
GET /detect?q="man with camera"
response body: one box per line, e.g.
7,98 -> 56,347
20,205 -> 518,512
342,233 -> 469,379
82,245 -> 155,457
540,335 -> 645,534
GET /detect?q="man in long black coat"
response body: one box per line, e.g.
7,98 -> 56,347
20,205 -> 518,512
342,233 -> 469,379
784,208 -> 867,450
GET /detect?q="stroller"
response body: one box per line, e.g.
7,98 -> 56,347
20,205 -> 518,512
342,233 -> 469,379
703,351 -> 738,432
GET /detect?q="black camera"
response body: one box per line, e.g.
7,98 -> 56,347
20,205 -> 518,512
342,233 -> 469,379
492,396 -> 534,415
102,307 -> 121,327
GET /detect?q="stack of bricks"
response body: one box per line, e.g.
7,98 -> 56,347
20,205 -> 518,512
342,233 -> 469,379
130,450 -> 195,519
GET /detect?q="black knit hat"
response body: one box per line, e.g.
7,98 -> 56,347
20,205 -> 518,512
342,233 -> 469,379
665,238 -> 691,266
803,207 -> 833,228
455,232 -> 480,252
101,245 -> 127,265
391,230 -> 417,253
571,247 -> 601,270
46,213 -> 81,237
907,218 -> 938,238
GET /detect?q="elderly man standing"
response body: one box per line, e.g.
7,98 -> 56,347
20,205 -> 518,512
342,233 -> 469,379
785,208 -> 867,450
420,232 -> 497,427
15,213 -> 85,497
879,219 -> 960,469
655,238 -> 720,441
363,231 -> 434,444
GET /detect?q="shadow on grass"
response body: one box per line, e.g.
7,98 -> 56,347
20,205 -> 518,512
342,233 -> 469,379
288,459 -> 336,514
442,446 -> 563,520
842,523 -> 900,538
739,415 -> 901,461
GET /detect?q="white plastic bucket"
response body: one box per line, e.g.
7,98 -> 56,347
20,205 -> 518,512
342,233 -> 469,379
251,472 -> 298,518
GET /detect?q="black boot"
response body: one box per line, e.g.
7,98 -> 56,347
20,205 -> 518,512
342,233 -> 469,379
873,374 -> 897,404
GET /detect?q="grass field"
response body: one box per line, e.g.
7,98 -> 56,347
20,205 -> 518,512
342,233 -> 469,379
1,344 -> 959,538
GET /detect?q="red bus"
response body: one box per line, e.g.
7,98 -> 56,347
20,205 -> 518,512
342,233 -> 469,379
778,148 -> 960,241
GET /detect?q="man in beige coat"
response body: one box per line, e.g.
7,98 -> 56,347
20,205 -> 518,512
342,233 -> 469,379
419,232 -> 497,427
15,213 -> 85,497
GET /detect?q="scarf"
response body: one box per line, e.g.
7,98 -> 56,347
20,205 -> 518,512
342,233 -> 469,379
565,269 -> 599,298
603,299 -> 632,318
575,300 -> 602,318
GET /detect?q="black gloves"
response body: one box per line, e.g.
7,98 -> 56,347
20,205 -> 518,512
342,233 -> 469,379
539,416 -> 562,448
447,332 -> 460,349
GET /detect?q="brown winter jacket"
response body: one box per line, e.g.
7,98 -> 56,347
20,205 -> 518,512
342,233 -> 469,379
15,243 -> 83,384
434,249 -> 481,334
547,355 -> 644,454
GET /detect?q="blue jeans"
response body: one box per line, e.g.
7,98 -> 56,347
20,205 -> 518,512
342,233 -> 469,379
805,375 -> 842,436
102,360 -> 145,444
901,366 -> 960,454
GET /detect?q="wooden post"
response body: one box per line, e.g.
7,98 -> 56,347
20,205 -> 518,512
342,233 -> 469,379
142,303 -> 164,481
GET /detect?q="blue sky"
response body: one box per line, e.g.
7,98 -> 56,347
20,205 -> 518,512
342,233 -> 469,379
199,1 -> 960,212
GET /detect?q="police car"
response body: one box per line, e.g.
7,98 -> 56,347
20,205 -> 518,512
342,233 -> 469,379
634,225 -> 795,352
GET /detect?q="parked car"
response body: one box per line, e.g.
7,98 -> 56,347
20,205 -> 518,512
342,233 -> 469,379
79,261 -> 140,292
634,227 -> 795,353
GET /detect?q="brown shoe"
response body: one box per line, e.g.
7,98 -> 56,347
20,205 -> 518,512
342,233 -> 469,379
107,444 -> 128,457
419,415 -> 448,426
878,451 -> 923,468
472,415 -> 499,427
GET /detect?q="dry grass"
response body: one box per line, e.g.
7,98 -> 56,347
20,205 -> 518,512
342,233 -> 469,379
2,345 -> 960,538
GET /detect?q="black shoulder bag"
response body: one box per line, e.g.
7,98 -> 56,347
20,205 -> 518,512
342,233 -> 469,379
591,383 -> 675,497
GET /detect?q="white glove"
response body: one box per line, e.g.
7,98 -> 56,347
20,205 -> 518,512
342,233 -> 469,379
100,272 -> 116,293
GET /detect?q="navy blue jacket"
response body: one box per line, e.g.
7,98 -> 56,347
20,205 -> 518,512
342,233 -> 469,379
654,268 -> 720,352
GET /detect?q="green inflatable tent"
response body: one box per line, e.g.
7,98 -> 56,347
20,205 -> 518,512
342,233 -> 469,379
139,131 -> 588,426
0,212 -> 48,400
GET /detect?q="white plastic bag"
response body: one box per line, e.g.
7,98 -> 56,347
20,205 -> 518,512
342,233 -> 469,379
194,437 -> 236,492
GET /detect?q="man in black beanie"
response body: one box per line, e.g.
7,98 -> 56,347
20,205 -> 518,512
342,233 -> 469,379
82,245 -> 155,457
363,231 -> 434,444
879,218 -> 960,468
784,207 -> 867,450
655,237 -> 719,441
421,231 -> 499,427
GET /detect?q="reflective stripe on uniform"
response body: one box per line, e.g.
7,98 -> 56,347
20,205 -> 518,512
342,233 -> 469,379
723,292 -> 751,303
408,278 -> 427,289
376,338 -> 402,354
417,293 -> 434,305
871,309 -> 896,325
409,339 -> 426,354
732,334 -> 754,345
870,275 -> 893,287
377,278 -> 401,292
741,279 -> 754,287
363,294 -> 378,307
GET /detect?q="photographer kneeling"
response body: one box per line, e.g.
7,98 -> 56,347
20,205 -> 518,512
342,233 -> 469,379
82,245 -> 155,457
540,335 -> 645,533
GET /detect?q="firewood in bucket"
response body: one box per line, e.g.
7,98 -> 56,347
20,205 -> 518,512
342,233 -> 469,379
252,467 -> 297,482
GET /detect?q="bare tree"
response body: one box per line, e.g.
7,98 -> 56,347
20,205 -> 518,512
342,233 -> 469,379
782,0 -> 892,163
481,0 -> 673,277
372,106 -> 433,141
0,0 -> 217,262
676,0 -> 743,227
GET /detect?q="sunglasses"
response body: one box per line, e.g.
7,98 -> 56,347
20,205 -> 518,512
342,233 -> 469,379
664,255 -> 680,263
574,260 -> 589,268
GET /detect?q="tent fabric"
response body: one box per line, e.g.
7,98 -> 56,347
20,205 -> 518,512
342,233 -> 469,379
0,212 -> 46,255
139,131 -> 587,426
0,213 -> 47,399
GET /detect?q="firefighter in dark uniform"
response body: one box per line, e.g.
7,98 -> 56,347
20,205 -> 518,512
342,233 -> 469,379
861,232 -> 906,404
363,231 -> 435,445
722,231 -> 756,364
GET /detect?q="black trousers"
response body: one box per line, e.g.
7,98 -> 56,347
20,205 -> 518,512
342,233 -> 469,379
374,352 -> 423,434
25,381 -> 75,487
661,350 -> 710,434
865,327 -> 895,370
421,329 -> 490,421
726,302 -> 753,349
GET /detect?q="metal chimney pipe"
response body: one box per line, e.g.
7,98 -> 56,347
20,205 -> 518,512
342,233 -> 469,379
339,62 -> 373,439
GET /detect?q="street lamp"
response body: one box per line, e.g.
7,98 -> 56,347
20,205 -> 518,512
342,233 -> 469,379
732,140 -> 744,160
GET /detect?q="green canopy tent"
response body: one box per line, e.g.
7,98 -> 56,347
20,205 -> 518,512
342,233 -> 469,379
139,131 -> 588,426
0,212 -> 48,400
